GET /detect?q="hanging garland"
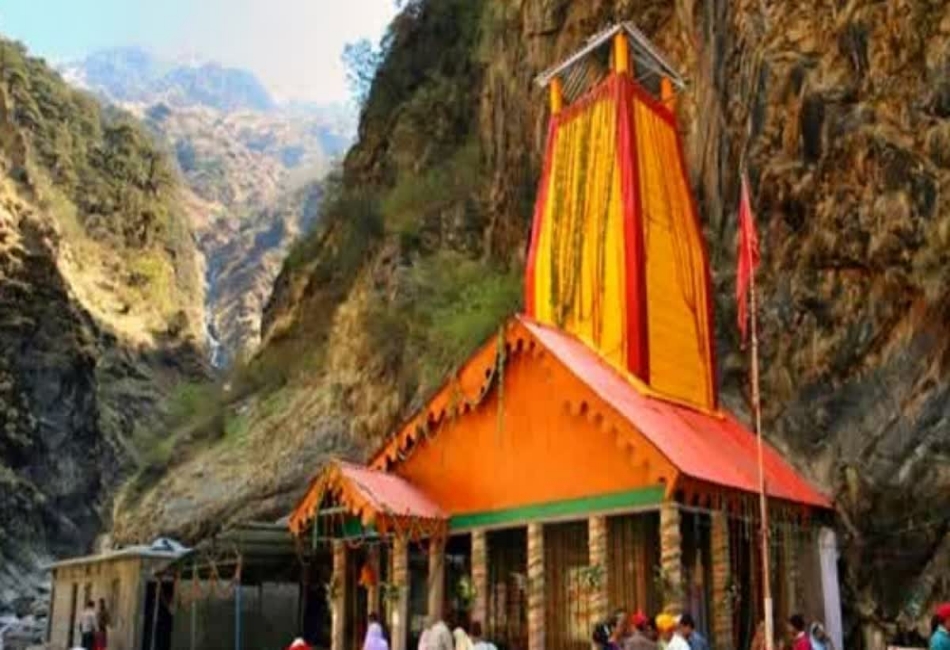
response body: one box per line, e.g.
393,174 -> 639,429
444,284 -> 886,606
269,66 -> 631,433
495,325 -> 507,446
456,575 -> 477,612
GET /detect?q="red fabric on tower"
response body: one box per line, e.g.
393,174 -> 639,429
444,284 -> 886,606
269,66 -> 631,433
615,75 -> 649,380
736,173 -> 760,343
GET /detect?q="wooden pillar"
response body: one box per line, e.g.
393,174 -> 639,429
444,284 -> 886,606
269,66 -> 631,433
550,77 -> 564,115
428,537 -> 446,622
711,512 -> 734,650
613,32 -> 630,74
588,516 -> 608,624
660,502 -> 683,613
660,77 -> 676,111
471,530 -> 488,627
786,524 -> 799,614
391,537 -> 410,650
527,523 -> 545,650
366,545 -> 380,618
331,541 -> 346,650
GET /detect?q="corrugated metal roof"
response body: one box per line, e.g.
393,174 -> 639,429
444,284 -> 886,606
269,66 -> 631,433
45,539 -> 188,570
519,316 -> 831,508
334,460 -> 446,521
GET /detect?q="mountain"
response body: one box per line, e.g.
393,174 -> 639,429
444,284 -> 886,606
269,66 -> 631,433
60,47 -> 274,112
62,47 -> 354,364
113,0 -> 950,646
0,38 -> 207,613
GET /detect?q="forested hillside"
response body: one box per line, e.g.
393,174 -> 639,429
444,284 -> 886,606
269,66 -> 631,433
0,37 -> 206,609
112,1 -> 950,647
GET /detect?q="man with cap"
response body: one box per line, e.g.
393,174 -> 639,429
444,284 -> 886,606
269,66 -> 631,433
655,614 -> 689,650
624,612 -> 656,650
932,603 -> 950,650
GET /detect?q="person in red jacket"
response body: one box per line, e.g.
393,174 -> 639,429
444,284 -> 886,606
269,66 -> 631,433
788,614 -> 810,650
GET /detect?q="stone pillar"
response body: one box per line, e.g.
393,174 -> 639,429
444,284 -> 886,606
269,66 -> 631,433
659,502 -> 683,614
588,516 -> 608,624
527,523 -> 545,650
710,512 -> 734,650
428,537 -> 446,622
391,536 -> 410,650
331,541 -> 347,650
471,530 -> 488,627
366,545 -> 380,619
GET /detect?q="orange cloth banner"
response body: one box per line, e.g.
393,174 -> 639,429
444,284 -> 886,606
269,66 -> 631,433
525,73 -> 717,410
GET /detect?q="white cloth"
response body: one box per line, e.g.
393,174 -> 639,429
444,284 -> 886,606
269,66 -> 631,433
666,633 -> 690,650
79,609 -> 97,634
453,628 -> 472,650
472,642 -> 497,650
427,622 -> 453,650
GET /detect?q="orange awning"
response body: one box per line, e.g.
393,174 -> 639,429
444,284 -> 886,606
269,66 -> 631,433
289,459 -> 447,537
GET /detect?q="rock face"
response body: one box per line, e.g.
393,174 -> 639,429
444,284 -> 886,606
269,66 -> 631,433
0,39 -> 207,611
114,1 -> 950,646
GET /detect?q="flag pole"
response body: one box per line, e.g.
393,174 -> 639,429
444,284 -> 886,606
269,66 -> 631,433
744,173 -> 774,650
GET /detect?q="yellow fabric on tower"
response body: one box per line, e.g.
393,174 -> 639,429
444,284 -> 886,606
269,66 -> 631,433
531,91 -> 628,370
633,97 -> 715,409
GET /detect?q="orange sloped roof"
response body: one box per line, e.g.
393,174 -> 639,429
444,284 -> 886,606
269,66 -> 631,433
289,459 -> 446,536
518,316 -> 831,509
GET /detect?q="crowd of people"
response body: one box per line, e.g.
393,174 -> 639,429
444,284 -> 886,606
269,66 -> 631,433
325,600 -> 950,650
354,614 -> 498,650
591,608 -> 840,650
592,609 -> 707,650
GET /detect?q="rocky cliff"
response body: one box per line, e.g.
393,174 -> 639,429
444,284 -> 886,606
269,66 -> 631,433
113,1 -> 950,646
0,39 -> 207,611
64,47 -> 352,365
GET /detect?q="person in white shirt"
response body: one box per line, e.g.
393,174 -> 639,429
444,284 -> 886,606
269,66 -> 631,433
78,601 -> 97,650
426,617 -> 453,650
660,615 -> 689,650
469,622 -> 496,650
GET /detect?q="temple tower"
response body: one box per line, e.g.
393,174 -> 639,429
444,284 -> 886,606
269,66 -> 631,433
525,25 -> 718,410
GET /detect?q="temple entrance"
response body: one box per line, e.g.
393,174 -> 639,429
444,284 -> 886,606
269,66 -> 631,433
544,521 -> 590,650
680,512 -> 713,641
606,512 -> 660,616
486,528 -> 528,650
730,517 -> 763,650
408,543 -> 430,650
141,581 -> 174,650
345,547 -> 368,650
444,534 -> 473,629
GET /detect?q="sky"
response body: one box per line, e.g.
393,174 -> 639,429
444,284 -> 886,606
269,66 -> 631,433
0,0 -> 397,104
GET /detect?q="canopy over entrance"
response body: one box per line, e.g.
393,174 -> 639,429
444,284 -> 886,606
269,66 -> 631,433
289,459 -> 447,539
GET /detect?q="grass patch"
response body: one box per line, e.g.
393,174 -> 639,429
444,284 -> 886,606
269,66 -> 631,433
381,140 -> 481,240
372,251 -> 523,392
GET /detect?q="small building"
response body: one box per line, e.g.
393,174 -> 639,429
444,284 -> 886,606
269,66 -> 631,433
148,521 -> 331,650
287,23 -> 843,650
46,539 -> 187,650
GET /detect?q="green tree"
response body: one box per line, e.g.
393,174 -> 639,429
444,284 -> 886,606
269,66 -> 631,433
342,38 -> 382,107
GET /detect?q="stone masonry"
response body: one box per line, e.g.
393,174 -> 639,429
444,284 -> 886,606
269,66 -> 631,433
660,502 -> 683,613
528,522 -> 545,650
471,529 -> 488,628
589,516 -> 608,624
711,511 -> 734,650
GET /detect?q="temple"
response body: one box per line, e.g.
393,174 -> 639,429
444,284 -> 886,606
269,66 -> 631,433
288,23 -> 843,650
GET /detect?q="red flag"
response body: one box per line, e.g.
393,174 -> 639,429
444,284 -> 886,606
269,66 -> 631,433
736,172 -> 760,343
